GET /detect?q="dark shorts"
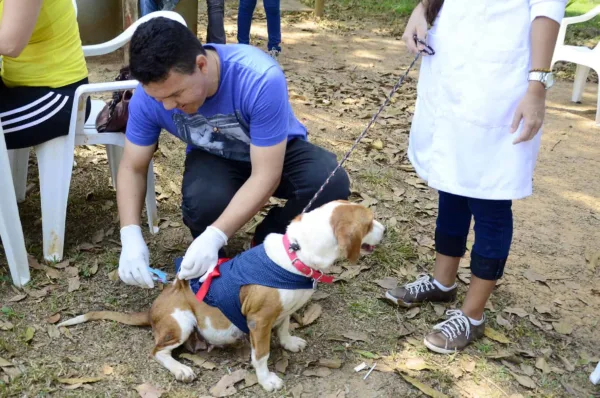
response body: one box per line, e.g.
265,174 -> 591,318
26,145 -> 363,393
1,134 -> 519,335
0,78 -> 91,150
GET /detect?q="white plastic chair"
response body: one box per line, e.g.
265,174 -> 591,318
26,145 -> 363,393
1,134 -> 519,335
0,122 -> 31,287
7,10 -> 187,262
551,5 -> 600,125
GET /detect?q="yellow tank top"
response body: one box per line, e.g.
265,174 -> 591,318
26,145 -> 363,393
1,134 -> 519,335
0,0 -> 88,88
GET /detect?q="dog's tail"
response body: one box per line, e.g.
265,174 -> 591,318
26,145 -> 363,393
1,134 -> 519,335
57,311 -> 150,327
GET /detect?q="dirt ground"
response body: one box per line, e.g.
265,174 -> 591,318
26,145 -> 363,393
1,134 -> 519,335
1,2 -> 599,397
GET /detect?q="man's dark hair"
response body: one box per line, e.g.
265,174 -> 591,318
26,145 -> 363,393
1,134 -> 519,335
129,17 -> 206,84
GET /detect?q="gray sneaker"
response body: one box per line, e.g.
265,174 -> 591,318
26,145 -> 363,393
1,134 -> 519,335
385,274 -> 457,308
424,310 -> 485,354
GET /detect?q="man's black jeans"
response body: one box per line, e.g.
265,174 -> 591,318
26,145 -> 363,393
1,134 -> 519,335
181,138 -> 351,245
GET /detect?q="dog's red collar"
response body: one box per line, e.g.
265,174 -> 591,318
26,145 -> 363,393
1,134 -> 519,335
283,234 -> 334,284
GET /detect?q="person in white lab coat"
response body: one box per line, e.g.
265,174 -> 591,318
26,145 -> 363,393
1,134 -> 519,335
385,0 -> 566,354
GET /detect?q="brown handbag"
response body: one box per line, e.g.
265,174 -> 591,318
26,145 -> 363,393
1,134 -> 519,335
95,65 -> 133,133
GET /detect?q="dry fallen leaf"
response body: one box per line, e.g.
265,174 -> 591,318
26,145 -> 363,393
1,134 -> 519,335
78,242 -> 96,251
108,270 -> 119,282
523,269 -> 547,283
28,255 -> 44,270
405,358 -> 433,371
558,355 -> 575,372
65,267 -> 79,277
406,307 -> 420,319
0,357 -> 13,367
342,331 -> 369,342
311,291 -> 330,301
24,327 -> 35,342
243,372 -> 258,388
433,304 -> 446,317
46,313 -> 61,324
373,277 -> 398,289
303,367 -> 332,377
89,260 -> 99,276
58,376 -> 104,385
47,325 -> 60,339
484,327 -> 510,344
509,371 -> 536,389
301,303 -> 322,326
0,321 -> 14,331
275,357 -> 289,373
503,307 -> 528,318
552,321 -> 573,335
9,294 -> 27,302
28,287 -> 50,299
520,364 -> 535,376
496,313 -> 512,329
536,357 -> 551,374
102,365 -> 114,375
68,277 -> 81,292
179,353 -> 216,370
135,382 -> 164,398
209,369 -> 247,397
399,374 -> 449,398
319,358 -> 342,369
535,305 -> 552,315
53,260 -> 70,269
92,230 -> 105,244
44,266 -> 62,280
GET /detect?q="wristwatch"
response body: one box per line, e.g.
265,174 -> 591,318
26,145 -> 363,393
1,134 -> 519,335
528,70 -> 554,90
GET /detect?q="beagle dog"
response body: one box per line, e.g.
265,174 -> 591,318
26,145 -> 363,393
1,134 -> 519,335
58,200 -> 385,391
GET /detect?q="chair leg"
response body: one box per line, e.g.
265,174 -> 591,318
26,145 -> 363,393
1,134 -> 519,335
146,159 -> 159,234
0,137 -> 30,287
36,134 -> 75,262
7,148 -> 30,203
106,144 -> 124,189
572,64 -> 590,103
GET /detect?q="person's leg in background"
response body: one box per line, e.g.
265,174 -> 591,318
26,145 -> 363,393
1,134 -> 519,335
237,0 -> 258,46
386,191 -> 471,307
181,149 -> 250,256
423,196 -> 513,354
252,138 -> 351,245
262,0 -> 281,55
206,0 -> 226,44
139,0 -> 161,16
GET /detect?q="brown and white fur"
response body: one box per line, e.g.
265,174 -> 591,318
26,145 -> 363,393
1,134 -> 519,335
58,200 -> 385,391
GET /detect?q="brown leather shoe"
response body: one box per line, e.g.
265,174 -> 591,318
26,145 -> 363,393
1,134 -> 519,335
423,310 -> 486,354
385,274 -> 457,308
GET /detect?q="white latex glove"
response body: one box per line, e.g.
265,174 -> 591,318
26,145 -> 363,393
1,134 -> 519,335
118,225 -> 154,288
178,226 -> 227,280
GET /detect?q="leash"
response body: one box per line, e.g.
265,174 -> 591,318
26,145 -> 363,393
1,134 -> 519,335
301,36 -> 434,214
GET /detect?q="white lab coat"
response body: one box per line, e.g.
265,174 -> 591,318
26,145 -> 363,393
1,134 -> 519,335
408,0 -> 566,200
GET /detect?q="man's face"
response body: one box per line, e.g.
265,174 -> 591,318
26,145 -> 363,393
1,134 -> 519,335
143,55 -> 210,114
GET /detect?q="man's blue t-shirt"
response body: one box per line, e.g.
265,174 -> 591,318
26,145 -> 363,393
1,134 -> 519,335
126,44 -> 308,162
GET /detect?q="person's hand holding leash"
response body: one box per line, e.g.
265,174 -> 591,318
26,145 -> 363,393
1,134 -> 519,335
178,226 -> 228,280
402,2 -> 429,55
119,225 -> 154,288
511,82 -> 546,144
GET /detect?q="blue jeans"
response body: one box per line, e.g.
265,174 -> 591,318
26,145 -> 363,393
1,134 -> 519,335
237,0 -> 281,51
434,191 -> 513,281
180,139 -> 350,244
140,0 -> 226,44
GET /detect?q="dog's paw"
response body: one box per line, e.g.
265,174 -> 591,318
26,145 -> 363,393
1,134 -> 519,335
280,336 -> 307,352
258,372 -> 283,391
172,363 -> 195,382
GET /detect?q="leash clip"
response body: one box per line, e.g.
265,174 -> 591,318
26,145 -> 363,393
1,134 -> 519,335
413,34 -> 435,55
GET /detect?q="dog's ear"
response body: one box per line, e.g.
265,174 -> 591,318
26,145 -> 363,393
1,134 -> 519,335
331,204 -> 374,264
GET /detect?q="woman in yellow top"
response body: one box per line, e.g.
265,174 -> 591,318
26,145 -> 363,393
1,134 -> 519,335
0,0 -> 90,149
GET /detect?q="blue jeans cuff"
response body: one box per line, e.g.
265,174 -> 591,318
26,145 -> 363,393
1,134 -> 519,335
435,229 -> 468,258
470,251 -> 507,281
